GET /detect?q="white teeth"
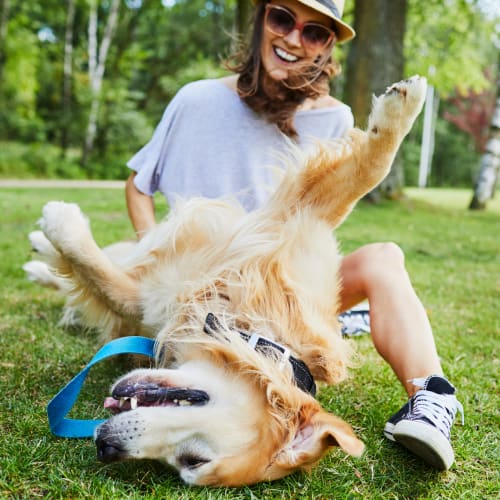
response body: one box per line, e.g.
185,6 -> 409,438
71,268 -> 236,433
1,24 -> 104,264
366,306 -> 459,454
179,400 -> 192,406
130,397 -> 138,410
119,397 -> 126,408
275,47 -> 298,62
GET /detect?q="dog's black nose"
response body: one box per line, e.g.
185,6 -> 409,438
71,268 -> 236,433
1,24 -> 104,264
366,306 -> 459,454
96,436 -> 125,463
95,426 -> 126,463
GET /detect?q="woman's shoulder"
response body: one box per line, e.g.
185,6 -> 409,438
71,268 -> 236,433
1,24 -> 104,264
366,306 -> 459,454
299,94 -> 348,112
176,77 -> 235,101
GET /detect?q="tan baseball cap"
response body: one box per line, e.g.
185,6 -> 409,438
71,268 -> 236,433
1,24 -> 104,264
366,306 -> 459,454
254,0 -> 356,43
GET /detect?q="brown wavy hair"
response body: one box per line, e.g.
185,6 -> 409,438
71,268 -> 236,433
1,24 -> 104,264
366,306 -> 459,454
226,1 -> 341,138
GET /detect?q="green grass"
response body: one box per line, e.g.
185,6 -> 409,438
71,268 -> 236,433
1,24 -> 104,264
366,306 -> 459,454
1,187 -> 498,498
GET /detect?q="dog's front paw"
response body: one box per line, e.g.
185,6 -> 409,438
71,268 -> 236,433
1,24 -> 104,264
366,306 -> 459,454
368,75 -> 427,137
39,201 -> 90,253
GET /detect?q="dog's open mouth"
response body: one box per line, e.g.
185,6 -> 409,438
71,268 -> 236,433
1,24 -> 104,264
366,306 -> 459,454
104,382 -> 209,414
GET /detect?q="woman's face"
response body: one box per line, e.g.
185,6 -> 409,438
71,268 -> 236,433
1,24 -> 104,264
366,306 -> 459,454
260,0 -> 335,81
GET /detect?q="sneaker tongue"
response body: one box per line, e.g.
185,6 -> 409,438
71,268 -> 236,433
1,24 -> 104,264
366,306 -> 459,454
425,376 -> 455,395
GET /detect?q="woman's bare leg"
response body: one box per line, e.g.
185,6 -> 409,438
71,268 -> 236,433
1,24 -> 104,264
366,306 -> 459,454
339,242 -> 443,396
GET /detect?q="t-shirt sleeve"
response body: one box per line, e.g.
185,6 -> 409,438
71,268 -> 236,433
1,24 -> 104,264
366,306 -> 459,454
333,105 -> 354,138
127,95 -> 182,196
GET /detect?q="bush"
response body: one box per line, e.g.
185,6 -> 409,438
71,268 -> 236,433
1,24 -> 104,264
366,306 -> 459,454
402,112 -> 481,188
0,141 -> 85,179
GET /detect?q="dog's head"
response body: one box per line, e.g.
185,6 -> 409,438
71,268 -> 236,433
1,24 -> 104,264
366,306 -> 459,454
95,333 -> 364,486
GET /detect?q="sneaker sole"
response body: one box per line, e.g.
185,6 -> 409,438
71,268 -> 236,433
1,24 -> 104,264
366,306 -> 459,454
392,420 -> 454,470
383,422 -> 396,442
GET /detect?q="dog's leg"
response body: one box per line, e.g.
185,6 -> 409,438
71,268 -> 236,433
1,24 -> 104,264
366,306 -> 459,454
270,76 -> 427,228
40,201 -> 141,321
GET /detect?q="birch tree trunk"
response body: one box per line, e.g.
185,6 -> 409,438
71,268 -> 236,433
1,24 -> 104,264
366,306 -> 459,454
469,66 -> 500,210
81,0 -> 120,167
344,0 -> 407,200
61,0 -> 76,155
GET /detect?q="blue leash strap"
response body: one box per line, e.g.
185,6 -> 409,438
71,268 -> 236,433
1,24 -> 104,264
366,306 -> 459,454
47,336 -> 156,438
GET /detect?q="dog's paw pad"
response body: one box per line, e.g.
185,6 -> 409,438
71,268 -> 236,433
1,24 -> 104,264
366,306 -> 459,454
368,76 -> 426,136
383,76 -> 426,104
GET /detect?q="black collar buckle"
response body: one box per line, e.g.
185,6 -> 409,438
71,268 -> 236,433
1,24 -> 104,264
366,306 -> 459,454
204,313 -> 316,397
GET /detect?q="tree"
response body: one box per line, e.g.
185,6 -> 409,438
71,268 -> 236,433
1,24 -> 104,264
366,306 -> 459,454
81,0 -> 120,167
61,0 -> 76,155
443,76 -> 496,153
235,0 -> 251,41
344,0 -> 407,200
469,58 -> 500,210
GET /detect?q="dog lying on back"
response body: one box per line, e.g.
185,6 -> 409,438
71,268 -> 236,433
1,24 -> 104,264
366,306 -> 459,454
25,77 -> 426,486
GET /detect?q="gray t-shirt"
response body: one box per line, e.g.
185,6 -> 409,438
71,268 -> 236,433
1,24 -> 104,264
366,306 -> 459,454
128,79 -> 354,211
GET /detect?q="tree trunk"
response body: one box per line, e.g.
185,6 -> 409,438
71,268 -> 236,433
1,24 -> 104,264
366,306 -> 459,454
469,62 -> 500,210
235,0 -> 251,41
61,0 -> 76,156
344,0 -> 407,200
81,0 -> 120,167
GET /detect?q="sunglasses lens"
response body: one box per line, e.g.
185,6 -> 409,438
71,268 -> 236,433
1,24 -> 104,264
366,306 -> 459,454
302,25 -> 332,48
266,7 -> 295,36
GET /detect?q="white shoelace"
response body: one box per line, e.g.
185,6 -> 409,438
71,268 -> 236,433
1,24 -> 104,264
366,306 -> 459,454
410,377 -> 464,439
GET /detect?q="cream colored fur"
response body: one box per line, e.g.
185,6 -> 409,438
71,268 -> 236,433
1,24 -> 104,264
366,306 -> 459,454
27,77 -> 426,486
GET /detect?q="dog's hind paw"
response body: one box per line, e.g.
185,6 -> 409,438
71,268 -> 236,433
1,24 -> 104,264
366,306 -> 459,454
28,230 -> 58,260
22,260 -> 63,290
39,201 -> 90,252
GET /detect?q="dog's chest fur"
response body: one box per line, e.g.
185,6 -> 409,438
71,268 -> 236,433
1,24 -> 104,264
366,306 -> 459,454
137,204 -> 344,382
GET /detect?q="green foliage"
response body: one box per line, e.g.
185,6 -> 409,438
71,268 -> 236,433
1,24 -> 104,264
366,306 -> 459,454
431,116 -> 481,187
0,0 -> 497,184
159,57 -> 230,102
0,141 -> 85,179
0,20 -> 44,141
402,106 -> 482,188
1,187 -> 498,497
405,0 -> 497,96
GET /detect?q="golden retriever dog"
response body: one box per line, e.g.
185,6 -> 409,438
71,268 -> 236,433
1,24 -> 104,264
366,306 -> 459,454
25,76 -> 426,486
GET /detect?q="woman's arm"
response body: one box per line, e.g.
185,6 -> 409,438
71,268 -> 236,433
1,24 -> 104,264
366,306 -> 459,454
125,172 -> 157,239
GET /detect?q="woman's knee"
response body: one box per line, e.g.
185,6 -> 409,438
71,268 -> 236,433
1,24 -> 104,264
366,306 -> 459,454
367,242 -> 405,267
350,242 -> 406,280
339,243 -> 407,309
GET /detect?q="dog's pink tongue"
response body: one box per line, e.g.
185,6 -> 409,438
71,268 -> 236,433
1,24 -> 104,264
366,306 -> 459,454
104,397 -> 119,410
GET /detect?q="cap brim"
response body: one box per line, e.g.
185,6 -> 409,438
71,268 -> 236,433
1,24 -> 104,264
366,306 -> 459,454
295,0 -> 355,42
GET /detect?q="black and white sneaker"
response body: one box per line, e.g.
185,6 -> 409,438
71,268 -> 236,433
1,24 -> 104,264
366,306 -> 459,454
383,375 -> 464,470
338,304 -> 370,337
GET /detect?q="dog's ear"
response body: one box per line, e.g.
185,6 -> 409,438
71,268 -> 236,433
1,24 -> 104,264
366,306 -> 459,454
274,408 -> 364,470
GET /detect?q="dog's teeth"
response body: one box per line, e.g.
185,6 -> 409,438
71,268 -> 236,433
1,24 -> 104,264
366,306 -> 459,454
173,399 -> 179,405
118,397 -> 126,408
179,400 -> 192,406
130,397 -> 138,410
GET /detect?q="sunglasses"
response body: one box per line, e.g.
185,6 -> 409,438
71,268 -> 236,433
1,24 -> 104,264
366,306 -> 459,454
264,4 -> 336,51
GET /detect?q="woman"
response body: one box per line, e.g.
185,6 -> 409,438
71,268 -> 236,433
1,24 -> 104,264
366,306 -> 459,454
125,0 -> 462,470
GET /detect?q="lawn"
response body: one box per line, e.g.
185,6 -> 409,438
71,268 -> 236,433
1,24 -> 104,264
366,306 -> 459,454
0,186 -> 498,499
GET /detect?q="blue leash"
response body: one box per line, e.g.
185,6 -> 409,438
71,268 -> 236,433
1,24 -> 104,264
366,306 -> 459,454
47,336 -> 156,438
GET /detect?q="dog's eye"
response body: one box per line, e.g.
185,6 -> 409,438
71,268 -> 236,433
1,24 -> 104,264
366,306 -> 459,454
178,454 -> 209,469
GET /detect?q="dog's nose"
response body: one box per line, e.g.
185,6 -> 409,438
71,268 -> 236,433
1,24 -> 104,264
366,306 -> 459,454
95,425 -> 126,463
95,436 -> 125,463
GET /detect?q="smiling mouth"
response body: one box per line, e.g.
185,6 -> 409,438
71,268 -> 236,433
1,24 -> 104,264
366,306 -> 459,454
104,382 -> 210,414
274,46 -> 299,63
